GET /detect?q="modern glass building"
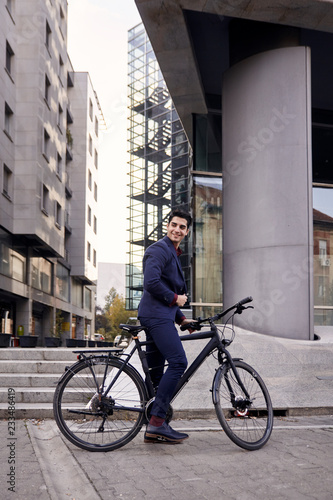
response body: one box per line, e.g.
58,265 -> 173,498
134,1 -> 333,340
127,24 -> 191,310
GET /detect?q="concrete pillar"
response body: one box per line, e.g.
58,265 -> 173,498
222,46 -> 313,339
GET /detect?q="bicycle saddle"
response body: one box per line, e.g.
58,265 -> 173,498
119,324 -> 147,334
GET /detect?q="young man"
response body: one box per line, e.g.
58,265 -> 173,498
138,208 -> 193,444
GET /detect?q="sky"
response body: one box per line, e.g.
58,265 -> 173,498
67,0 -> 141,263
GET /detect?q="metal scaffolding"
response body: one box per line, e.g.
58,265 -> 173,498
127,24 -> 191,310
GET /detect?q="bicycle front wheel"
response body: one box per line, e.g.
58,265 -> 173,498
53,356 -> 147,452
214,360 -> 273,451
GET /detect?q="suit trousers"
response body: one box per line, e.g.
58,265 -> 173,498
139,317 -> 188,419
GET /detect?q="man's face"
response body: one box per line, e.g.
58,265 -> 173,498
166,216 -> 189,248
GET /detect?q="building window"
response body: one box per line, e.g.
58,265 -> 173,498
42,184 -> 49,215
89,99 -> 93,121
3,165 -> 12,199
6,0 -> 13,15
194,114 -> 222,173
4,102 -> 13,139
84,287 -> 92,311
87,242 -> 91,261
46,21 -> 51,51
313,186 -> 333,326
12,250 -> 26,282
93,249 -> 97,267
93,215 -> 97,234
45,74 -> 51,105
6,41 -> 14,75
0,234 -> 26,283
55,202 -> 61,228
94,182 -> 97,201
89,135 -> 92,155
31,256 -> 52,294
58,55 -> 64,84
94,149 -> 98,168
95,116 -> 99,136
55,262 -> 69,301
59,5 -> 65,37
43,129 -> 50,161
57,104 -> 63,130
192,176 -> 223,318
72,279 -> 83,308
88,169 -> 92,190
87,205 -> 91,225
56,153 -> 62,178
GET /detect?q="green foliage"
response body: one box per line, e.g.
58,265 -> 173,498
95,288 -> 136,340
50,309 -> 64,338
104,287 -> 118,313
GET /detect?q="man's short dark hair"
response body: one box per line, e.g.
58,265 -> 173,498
168,208 -> 192,228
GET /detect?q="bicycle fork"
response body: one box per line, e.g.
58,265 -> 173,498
212,352 -> 252,413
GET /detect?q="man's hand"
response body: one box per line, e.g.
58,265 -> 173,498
176,294 -> 188,307
180,318 -> 195,333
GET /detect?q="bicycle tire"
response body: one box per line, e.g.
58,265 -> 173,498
214,360 -> 273,451
53,356 -> 147,452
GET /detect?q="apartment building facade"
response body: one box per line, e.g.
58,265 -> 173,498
0,0 -> 100,344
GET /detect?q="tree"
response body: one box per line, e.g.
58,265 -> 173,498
104,287 -> 118,313
95,304 -> 112,334
106,295 -> 136,336
95,287 -> 136,340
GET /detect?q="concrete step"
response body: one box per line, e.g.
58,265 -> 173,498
0,347 -> 123,419
0,387 -> 57,403
0,347 -> 111,361
0,360 -> 72,373
0,402 -> 54,419
0,373 -> 61,387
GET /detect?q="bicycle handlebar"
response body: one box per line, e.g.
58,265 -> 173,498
180,296 -> 253,332
237,296 -> 253,306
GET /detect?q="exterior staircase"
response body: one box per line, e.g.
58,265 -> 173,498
0,348 -> 87,419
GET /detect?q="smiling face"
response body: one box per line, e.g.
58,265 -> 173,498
166,216 -> 189,248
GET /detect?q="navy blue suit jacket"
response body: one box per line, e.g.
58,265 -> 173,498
138,236 -> 187,323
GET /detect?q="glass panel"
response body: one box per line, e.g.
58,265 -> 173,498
312,121 -> 333,183
55,263 -> 69,301
313,186 -> 333,325
84,287 -> 92,311
193,176 -> 223,317
72,279 -> 83,308
194,114 -> 222,173
12,250 -> 25,282
0,242 -> 11,277
31,257 -> 52,294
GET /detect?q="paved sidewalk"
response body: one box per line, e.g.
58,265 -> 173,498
0,416 -> 332,500
0,326 -> 332,499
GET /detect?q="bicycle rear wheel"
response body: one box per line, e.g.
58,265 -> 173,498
53,356 -> 147,452
214,360 -> 273,451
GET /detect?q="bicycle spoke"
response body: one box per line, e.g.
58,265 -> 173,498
215,360 -> 273,450
54,357 -> 147,452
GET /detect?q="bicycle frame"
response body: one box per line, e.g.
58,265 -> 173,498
55,296 -> 273,453
75,298 -> 254,412
76,324 -> 250,413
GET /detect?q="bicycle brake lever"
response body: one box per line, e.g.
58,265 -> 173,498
236,305 -> 254,314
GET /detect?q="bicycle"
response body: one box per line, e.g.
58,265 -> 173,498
53,296 -> 273,452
